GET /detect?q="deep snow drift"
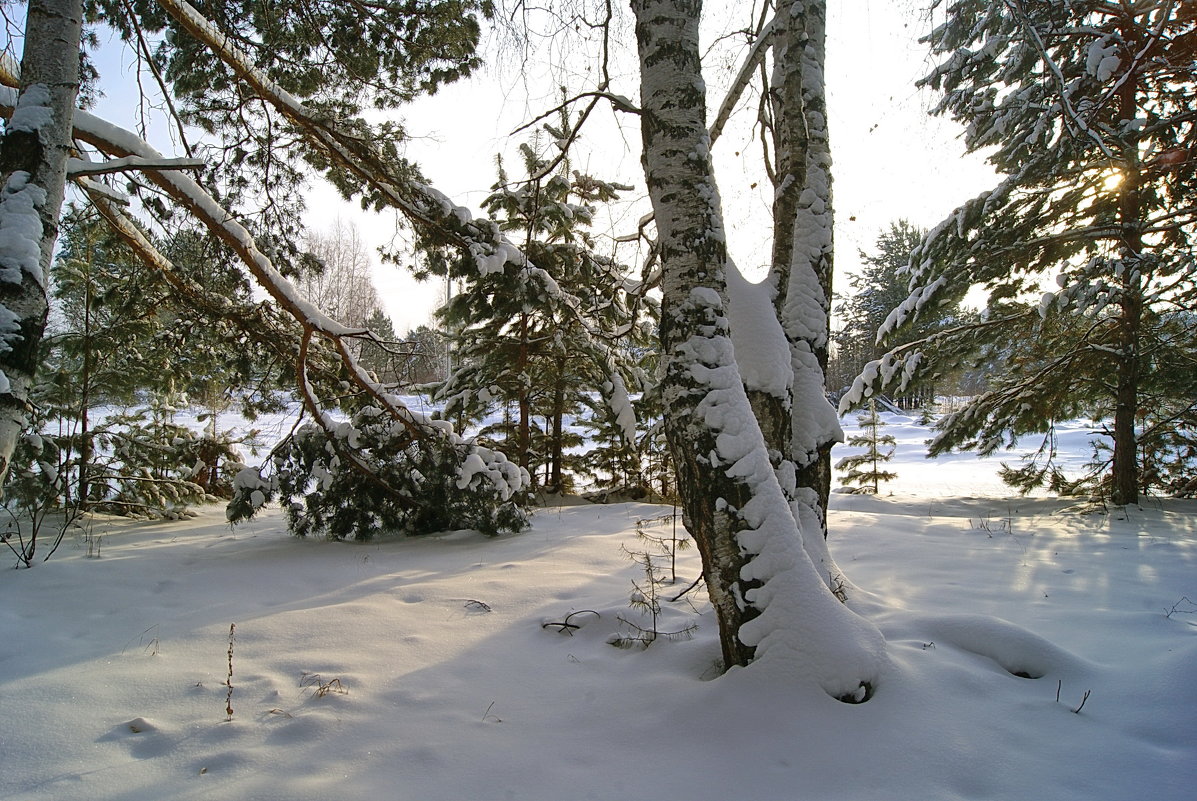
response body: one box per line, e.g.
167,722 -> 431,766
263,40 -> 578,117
1,412 -> 1194,801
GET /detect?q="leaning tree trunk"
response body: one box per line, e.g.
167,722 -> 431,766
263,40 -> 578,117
0,0 -> 84,492
632,0 -> 883,696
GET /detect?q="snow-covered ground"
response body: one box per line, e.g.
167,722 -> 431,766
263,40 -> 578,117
2,413 -> 1194,800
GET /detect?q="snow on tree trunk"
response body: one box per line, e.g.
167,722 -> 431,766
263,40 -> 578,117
776,0 -> 840,538
0,0 -> 84,491
632,0 -> 883,696
739,1 -> 841,541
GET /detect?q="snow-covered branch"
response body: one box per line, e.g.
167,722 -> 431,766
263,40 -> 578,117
66,155 -> 205,177
154,0 -> 519,276
708,13 -> 777,146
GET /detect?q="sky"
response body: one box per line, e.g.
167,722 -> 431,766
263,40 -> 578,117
4,1 -> 998,335
304,0 -> 1000,333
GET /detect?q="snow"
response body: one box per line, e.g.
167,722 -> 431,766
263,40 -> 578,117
0,171 -> 47,286
0,303 -> 22,353
1086,38 -> 1121,83
0,84 -> 55,401
725,267 -> 792,399
603,371 -> 638,446
6,83 -> 53,133
2,414 -> 1192,800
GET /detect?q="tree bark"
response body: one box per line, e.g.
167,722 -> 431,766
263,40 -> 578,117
549,360 -> 566,492
1111,11 -> 1143,506
633,0 -> 758,668
743,0 -> 806,490
778,0 -> 839,537
632,0 -> 883,692
0,0 -> 84,492
746,1 -> 840,539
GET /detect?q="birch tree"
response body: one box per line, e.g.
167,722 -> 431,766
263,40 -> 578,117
632,0 -> 883,694
0,0 -> 83,491
297,219 -> 384,336
766,0 -> 841,538
1,0 -> 886,686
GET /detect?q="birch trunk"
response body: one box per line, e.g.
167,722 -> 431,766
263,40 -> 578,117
774,0 -> 840,538
633,0 -> 883,694
0,0 -> 84,491
634,0 -> 756,668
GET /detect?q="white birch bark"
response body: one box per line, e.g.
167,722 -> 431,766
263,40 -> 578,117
772,0 -> 841,542
633,0 -> 883,696
0,0 -> 84,490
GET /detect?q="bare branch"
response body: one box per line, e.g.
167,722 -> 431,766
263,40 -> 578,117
709,13 -> 778,146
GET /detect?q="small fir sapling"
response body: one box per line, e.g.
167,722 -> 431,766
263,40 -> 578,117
424,114 -> 649,492
608,539 -> 698,648
835,400 -> 897,494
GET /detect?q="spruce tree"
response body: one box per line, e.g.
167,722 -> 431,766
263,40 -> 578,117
399,325 -> 450,386
358,308 -> 401,385
835,401 -> 897,495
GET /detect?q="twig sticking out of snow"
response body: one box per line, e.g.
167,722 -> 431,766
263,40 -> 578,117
1164,596 -> 1196,619
224,623 -> 235,721
541,610 -> 601,635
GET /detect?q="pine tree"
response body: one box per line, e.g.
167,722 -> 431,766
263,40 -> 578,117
228,403 -> 529,541
358,308 -> 401,385
845,1 -> 1197,505
835,401 -> 897,494
296,219 -> 384,335
6,211 -> 281,519
832,220 -> 965,406
399,325 -> 451,386
427,132 -> 644,492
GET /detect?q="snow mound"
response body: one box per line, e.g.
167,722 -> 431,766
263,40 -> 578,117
913,613 -> 1088,679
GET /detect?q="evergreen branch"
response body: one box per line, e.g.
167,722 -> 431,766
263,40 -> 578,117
294,330 -> 421,509
154,0 -> 514,272
61,101 -> 434,447
77,181 -> 341,391
118,0 -> 195,159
